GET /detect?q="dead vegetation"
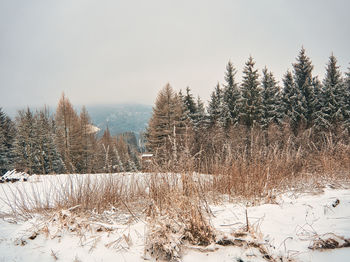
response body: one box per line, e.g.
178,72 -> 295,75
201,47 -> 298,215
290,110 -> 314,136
309,233 -> 350,250
1,128 -> 350,261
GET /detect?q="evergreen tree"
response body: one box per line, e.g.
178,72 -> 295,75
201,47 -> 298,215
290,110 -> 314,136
221,61 -> 241,128
281,70 -> 294,118
126,146 -> 139,172
281,70 -> 307,133
239,56 -> 262,128
314,55 -> 345,131
0,108 -> 15,175
293,47 -> 315,128
311,76 -> 324,129
113,146 -> 124,172
193,96 -> 207,129
261,67 -> 281,128
34,108 -> 64,174
183,87 -> 197,121
344,66 -> 350,128
207,82 -> 223,127
12,108 -> 38,174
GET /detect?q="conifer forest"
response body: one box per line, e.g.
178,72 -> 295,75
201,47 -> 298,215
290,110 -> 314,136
1,47 -> 350,262
2,48 -> 350,179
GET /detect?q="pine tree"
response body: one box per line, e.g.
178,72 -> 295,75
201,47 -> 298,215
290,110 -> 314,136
261,67 -> 281,129
293,47 -> 315,128
239,56 -> 262,128
207,83 -> 223,127
221,61 -> 241,128
0,108 -> 15,175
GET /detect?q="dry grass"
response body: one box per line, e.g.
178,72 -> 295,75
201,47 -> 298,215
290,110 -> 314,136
0,174 -> 150,219
1,127 -> 350,261
197,126 -> 350,201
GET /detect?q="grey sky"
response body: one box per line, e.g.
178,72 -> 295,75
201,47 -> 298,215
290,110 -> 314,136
1,0 -> 349,110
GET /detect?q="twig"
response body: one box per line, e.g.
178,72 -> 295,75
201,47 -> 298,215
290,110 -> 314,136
245,209 -> 249,232
68,205 -> 81,212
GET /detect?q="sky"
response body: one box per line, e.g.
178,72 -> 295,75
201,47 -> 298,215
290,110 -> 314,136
0,0 -> 349,111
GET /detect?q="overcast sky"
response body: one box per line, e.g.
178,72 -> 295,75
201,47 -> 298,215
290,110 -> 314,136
1,0 -> 349,110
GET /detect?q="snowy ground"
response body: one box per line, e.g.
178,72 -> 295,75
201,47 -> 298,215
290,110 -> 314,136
0,173 -> 349,261
200,186 -> 350,262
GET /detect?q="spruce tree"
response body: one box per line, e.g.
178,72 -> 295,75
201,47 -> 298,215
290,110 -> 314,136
314,55 -> 345,131
113,146 -> 124,172
207,82 -> 223,127
221,61 -> 241,129
12,108 -> 38,174
183,86 -> 197,122
342,66 -> 350,129
261,67 -> 281,129
34,108 -> 64,174
0,108 -> 15,175
193,96 -> 207,129
281,71 -> 294,118
292,47 -> 315,128
311,76 -> 325,130
239,56 -> 262,128
281,70 -> 306,133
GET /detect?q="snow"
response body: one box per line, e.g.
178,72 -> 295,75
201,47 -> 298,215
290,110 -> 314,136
1,170 -> 29,182
195,186 -> 350,262
1,173 -> 350,261
141,153 -> 153,157
87,124 -> 100,134
0,215 -> 146,262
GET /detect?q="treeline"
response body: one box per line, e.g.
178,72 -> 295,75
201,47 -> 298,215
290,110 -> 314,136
0,94 -> 140,175
146,48 -> 350,173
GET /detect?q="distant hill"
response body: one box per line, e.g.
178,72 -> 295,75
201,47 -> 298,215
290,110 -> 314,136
2,103 -> 153,137
86,104 -> 153,136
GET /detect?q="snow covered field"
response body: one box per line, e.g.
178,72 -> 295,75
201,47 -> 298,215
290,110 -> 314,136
0,173 -> 349,261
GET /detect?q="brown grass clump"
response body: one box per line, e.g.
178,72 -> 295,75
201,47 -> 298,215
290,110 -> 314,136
0,174 -> 148,219
309,233 -> 350,250
145,174 -> 215,261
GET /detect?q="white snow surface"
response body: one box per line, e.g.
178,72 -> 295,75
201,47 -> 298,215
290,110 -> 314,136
0,173 -> 349,261
1,170 -> 29,181
200,187 -> 350,262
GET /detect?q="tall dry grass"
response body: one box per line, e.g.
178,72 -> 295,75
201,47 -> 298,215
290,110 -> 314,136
1,125 -> 350,260
200,125 -> 350,199
2,125 -> 349,219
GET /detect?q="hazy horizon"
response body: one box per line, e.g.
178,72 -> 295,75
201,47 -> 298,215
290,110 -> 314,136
1,0 -> 350,110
